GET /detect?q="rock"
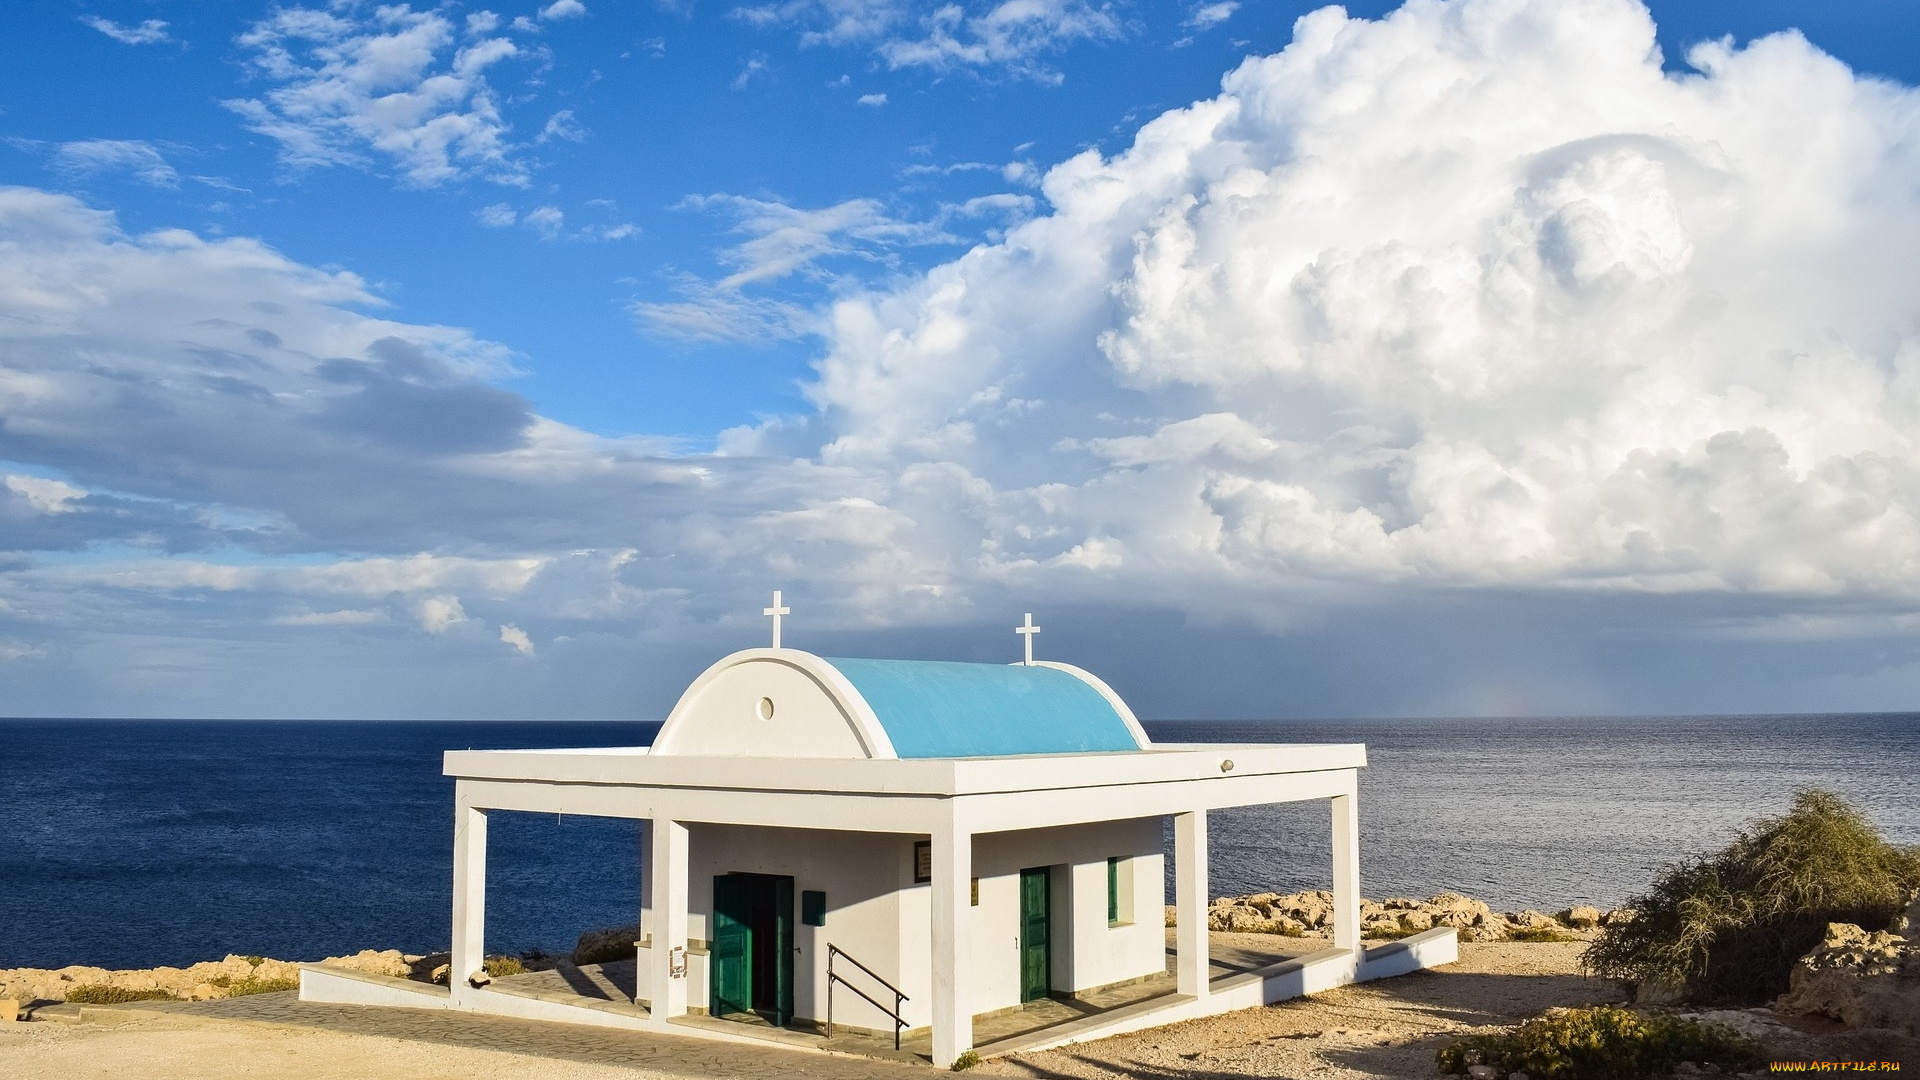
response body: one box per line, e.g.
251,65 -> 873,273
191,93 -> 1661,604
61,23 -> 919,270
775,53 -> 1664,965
467,970 -> 491,988
1397,909 -> 1435,931
1560,905 -> 1602,928
1164,904 -> 1178,927
318,949 -> 411,979
1636,978 -> 1688,1005
0,999 -> 17,1023
1774,913 -> 1920,1038
1508,1073 -> 1531,1080
1468,1065 -> 1499,1080
430,964 -> 451,985
1508,909 -> 1559,930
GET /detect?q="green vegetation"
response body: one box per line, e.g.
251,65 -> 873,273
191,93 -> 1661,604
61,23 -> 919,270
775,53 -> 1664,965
1437,1006 -> 1762,1079
65,984 -> 173,1004
225,975 -> 299,997
483,955 -> 526,978
1581,789 -> 1920,1003
948,1049 -> 982,1071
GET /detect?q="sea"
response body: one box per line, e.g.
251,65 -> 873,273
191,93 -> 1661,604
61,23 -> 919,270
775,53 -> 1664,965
2,714 -> 1915,971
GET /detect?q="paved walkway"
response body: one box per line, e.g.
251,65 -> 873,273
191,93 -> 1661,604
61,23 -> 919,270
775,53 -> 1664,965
90,994 -> 931,1079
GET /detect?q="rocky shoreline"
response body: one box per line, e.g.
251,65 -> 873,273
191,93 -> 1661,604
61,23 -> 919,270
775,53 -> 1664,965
1194,889 -> 1625,942
0,888 -> 1616,1015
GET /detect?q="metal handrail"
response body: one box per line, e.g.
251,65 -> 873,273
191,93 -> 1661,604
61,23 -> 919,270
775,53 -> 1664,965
825,943 -> 909,1050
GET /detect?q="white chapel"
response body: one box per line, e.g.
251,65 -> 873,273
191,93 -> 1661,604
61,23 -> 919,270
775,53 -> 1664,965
300,599 -> 1456,1067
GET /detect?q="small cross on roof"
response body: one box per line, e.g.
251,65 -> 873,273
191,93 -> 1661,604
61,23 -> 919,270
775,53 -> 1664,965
1015,612 -> 1040,665
764,590 -> 791,649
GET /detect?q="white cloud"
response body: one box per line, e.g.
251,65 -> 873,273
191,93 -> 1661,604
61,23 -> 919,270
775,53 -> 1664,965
224,4 -> 529,188
538,109 -> 588,143
82,17 -> 171,45
733,55 -> 771,89
634,195 -> 956,341
539,0 -> 589,20
523,204 -> 566,240
773,0 -> 1920,617
6,474 -> 85,514
51,140 -> 180,188
419,594 -> 470,633
1182,2 -> 1236,31
499,622 -> 535,653
474,200 -> 634,241
735,0 -> 1122,81
856,92 -> 888,107
271,608 -> 386,626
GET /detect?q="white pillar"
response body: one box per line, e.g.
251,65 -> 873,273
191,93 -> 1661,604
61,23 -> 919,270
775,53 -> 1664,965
1331,785 -> 1361,953
450,797 -> 487,1005
1173,809 -> 1210,999
929,817 -> 972,1068
647,817 -> 690,1026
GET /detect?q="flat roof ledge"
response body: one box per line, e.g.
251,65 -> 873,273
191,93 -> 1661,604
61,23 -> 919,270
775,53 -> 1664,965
443,742 -> 1364,796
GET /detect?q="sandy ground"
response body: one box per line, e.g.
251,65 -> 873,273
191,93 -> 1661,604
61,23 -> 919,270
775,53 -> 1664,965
0,1017 -> 673,1080
3,941 -> 1914,1079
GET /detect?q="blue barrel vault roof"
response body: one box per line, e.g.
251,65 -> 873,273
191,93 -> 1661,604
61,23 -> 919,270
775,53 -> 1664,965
822,657 -> 1145,758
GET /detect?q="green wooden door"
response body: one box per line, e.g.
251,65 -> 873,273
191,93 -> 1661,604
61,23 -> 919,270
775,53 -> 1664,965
711,874 -> 752,1017
1019,867 -> 1051,1002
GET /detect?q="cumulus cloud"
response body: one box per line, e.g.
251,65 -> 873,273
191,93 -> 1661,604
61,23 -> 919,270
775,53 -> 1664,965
82,17 -> 171,45
499,622 -> 535,654
734,0 -> 1123,81
51,140 -> 181,187
12,0 -> 1920,719
856,92 -> 888,107
540,0 -> 589,20
224,3 -> 529,187
766,0 -> 1920,623
419,594 -> 470,633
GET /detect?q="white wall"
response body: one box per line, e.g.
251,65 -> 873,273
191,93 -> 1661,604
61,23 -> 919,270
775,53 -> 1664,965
642,823 -> 910,1030
651,658 -> 871,758
640,816 -> 1167,1029
967,817 -> 1166,1012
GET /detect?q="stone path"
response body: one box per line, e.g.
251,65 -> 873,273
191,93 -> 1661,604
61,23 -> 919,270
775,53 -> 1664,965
87,993 -> 931,1079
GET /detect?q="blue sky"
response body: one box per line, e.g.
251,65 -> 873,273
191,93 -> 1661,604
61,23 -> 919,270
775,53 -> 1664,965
4,0 -> 1920,719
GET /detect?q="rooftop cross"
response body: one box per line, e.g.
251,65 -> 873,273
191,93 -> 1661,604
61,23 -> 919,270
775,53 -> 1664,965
764,590 -> 791,649
1015,612 -> 1040,666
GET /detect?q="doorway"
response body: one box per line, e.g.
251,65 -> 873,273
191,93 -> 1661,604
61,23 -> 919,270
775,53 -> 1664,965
1018,866 -> 1052,1002
710,872 -> 795,1025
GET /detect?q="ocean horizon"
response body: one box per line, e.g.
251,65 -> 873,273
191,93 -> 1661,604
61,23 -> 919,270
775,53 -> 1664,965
3,713 -> 1915,971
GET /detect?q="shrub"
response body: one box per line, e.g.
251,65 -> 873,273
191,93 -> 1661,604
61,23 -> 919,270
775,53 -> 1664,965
572,924 -> 642,966
948,1049 -> 982,1071
483,955 -> 525,978
225,975 -> 299,997
66,984 -> 173,1004
1581,789 -> 1920,1003
1437,1006 -> 1762,1079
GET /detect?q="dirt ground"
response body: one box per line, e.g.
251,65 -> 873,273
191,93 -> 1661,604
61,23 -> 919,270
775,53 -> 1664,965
2,941 -> 1914,1079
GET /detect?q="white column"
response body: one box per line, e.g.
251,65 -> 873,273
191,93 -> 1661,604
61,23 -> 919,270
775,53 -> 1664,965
648,817 -> 690,1025
929,816 -> 972,1068
450,796 -> 487,1005
1331,784 -> 1361,953
1173,810 -> 1210,999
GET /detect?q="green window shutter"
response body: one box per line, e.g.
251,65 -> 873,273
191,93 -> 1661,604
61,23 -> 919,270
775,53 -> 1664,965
1107,856 -> 1119,924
